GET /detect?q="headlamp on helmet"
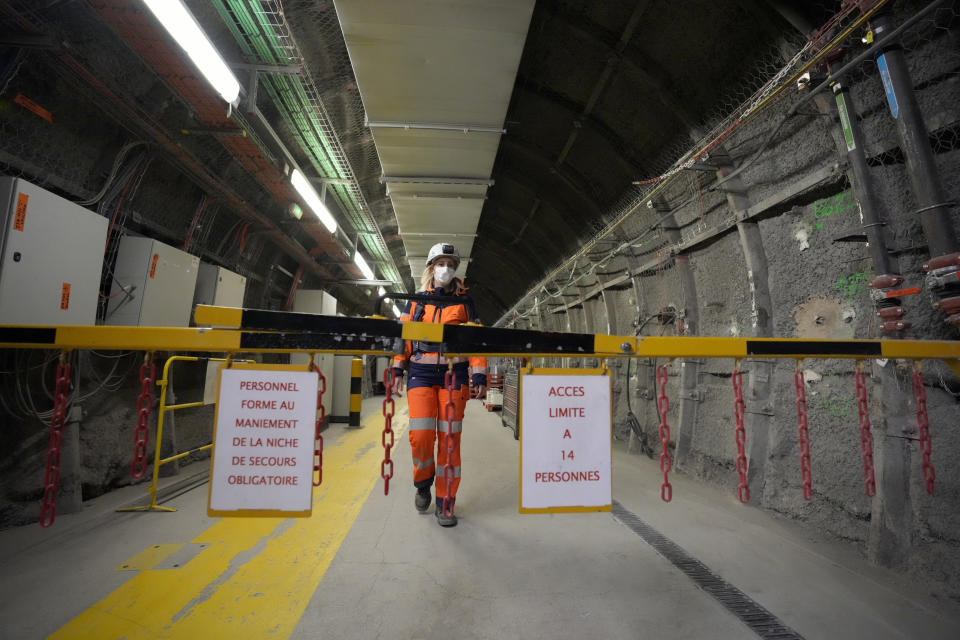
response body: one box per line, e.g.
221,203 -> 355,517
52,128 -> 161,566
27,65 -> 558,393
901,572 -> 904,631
426,242 -> 460,268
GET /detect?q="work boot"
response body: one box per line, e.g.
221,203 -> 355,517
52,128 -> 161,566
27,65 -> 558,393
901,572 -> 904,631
435,501 -> 457,527
415,487 -> 431,513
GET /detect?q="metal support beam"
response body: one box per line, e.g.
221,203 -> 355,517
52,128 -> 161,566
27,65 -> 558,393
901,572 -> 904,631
366,119 -> 505,134
653,196 -> 700,470
230,63 -> 302,75
389,193 -> 487,200
179,127 -> 248,137
336,279 -> 395,286
308,177 -> 353,186
718,160 -> 774,501
401,232 -> 478,238
554,0 -> 650,167
380,176 -> 495,186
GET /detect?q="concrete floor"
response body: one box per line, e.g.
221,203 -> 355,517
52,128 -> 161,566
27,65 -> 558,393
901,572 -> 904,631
1,395 -> 959,639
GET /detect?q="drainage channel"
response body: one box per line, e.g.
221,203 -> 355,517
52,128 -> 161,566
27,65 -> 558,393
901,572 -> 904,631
611,501 -> 805,640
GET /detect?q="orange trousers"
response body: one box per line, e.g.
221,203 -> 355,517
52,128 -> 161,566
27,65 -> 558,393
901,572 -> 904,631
407,383 -> 467,503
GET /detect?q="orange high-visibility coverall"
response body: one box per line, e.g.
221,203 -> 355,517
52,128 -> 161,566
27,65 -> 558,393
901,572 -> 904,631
393,283 -> 486,509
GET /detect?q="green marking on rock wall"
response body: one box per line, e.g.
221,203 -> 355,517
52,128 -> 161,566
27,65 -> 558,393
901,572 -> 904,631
834,268 -> 868,298
812,190 -> 855,231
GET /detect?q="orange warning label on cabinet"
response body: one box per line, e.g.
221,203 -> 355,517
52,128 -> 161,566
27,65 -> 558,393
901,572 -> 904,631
61,283 -> 71,310
149,254 -> 159,278
14,193 -> 28,231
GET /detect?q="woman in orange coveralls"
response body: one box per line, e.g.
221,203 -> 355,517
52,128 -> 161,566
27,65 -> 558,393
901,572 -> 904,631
392,242 -> 486,527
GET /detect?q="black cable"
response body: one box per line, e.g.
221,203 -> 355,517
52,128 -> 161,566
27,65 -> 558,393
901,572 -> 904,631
710,0 -> 946,192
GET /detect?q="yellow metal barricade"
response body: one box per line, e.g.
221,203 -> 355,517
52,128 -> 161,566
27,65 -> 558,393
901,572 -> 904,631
117,355 -> 252,513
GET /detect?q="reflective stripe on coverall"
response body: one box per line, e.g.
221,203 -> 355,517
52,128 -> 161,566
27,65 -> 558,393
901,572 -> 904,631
407,364 -> 469,504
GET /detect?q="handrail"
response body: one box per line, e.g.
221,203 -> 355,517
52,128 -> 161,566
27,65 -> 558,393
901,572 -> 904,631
117,355 -> 253,513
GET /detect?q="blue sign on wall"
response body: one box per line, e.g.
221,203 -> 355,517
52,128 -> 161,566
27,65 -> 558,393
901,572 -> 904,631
877,54 -> 899,119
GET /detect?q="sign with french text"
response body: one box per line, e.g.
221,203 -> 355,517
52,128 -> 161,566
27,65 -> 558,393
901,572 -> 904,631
208,363 -> 318,517
519,368 -> 611,513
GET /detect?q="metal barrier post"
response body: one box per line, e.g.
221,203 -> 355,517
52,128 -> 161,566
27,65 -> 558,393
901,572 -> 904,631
118,355 -> 248,513
349,357 -> 362,428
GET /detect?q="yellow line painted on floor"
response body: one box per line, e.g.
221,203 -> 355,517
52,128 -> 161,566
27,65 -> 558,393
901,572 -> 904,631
115,543 -> 184,572
51,399 -> 408,639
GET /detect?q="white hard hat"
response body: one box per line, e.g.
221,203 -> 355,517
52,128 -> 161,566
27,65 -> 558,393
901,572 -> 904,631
426,242 -> 460,267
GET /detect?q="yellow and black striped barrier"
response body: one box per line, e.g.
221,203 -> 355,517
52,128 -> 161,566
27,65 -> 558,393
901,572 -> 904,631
349,357 -> 362,428
0,304 -> 957,375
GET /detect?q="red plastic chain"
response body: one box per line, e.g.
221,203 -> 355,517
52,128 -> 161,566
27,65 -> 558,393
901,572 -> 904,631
40,354 -> 71,528
310,362 -> 326,487
912,363 -> 935,495
442,369 -> 457,517
130,355 -> 156,480
381,366 -> 396,495
655,364 -> 672,502
794,363 -> 813,500
854,362 -> 877,497
732,364 -> 750,503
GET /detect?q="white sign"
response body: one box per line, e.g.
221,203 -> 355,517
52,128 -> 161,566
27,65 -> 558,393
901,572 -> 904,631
208,365 -> 318,516
520,372 -> 611,512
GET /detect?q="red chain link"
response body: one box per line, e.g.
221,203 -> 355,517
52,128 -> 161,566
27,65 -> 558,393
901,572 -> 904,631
912,363 -> 935,495
130,356 -> 156,480
854,363 -> 877,497
40,355 -> 71,528
794,364 -> 813,500
732,365 -> 750,503
381,367 -> 396,495
656,364 -> 672,502
442,369 -> 457,517
311,363 -> 326,487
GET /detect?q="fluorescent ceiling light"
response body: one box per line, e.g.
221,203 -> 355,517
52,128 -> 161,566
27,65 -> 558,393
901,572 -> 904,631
142,0 -> 241,104
378,286 -> 386,296
290,169 -> 337,233
392,304 -> 401,318
353,251 -> 375,280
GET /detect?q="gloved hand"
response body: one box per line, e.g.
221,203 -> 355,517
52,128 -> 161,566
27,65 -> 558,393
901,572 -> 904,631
391,368 -> 405,393
471,374 -> 487,400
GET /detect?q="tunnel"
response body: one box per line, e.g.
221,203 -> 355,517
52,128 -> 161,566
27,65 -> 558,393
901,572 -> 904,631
1,1 -> 960,638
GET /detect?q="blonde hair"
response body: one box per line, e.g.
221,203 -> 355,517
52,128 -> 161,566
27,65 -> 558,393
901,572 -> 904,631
420,263 -> 435,291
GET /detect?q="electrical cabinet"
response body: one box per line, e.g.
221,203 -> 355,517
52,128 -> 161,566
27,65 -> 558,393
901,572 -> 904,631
106,236 -> 199,326
291,290 -> 338,414
193,263 -> 246,310
375,356 -> 390,391
0,176 -> 107,325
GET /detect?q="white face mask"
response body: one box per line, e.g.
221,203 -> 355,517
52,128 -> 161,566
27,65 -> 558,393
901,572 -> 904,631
433,265 -> 455,287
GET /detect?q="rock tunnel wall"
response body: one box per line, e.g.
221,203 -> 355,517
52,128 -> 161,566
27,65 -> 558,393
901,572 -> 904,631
513,9 -> 960,600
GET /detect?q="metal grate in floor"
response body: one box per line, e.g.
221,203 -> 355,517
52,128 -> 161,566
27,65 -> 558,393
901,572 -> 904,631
612,501 -> 806,640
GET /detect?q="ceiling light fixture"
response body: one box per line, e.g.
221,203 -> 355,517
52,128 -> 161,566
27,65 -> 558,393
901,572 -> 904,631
353,251 -> 375,280
392,304 -> 401,318
141,0 -> 241,104
290,169 -> 337,233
